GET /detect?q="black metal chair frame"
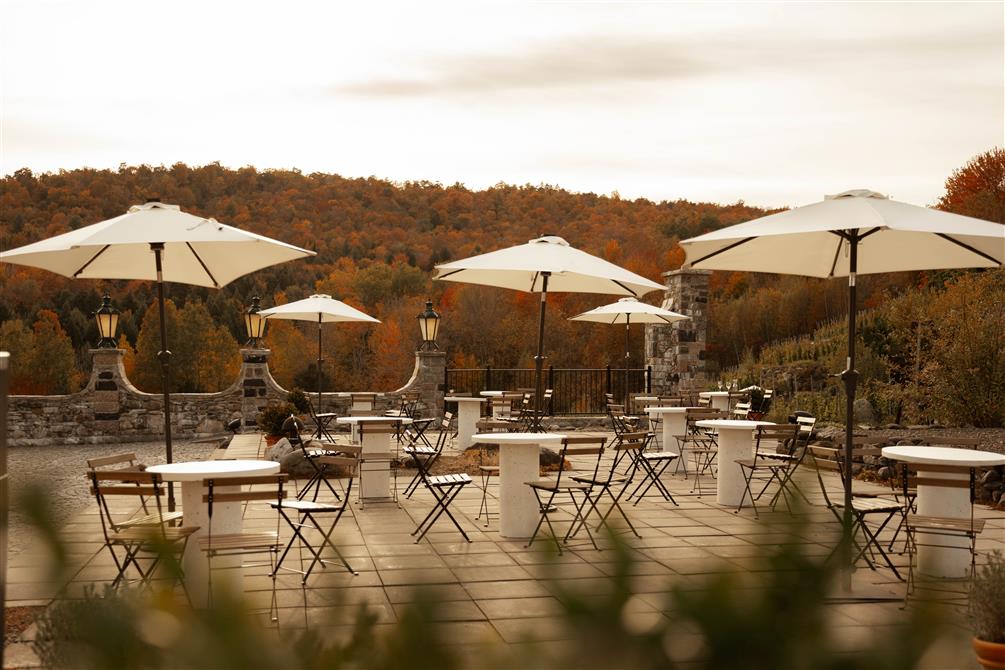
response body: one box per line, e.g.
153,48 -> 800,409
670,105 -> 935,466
626,432 -> 680,506
403,445 -> 472,544
402,413 -> 453,499
578,432 -> 646,542
735,424 -> 801,518
272,448 -> 360,583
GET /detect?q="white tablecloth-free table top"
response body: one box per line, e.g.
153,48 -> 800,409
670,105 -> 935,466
445,397 -> 488,403
335,416 -> 412,425
881,446 -> 1005,467
881,445 -> 1005,578
471,432 -> 566,538
147,459 -> 279,481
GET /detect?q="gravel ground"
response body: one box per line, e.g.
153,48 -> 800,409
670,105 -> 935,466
6,438 -> 220,557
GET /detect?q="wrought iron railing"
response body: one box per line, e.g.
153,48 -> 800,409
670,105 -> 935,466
445,366 -> 652,415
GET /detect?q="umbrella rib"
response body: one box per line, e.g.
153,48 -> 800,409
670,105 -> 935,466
611,279 -> 639,296
827,232 -> 844,278
935,233 -> 1002,265
437,269 -> 462,280
72,245 -> 111,277
185,243 -> 220,288
689,237 -> 755,266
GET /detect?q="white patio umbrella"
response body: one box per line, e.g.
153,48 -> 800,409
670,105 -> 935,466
258,294 -> 380,413
570,297 -> 690,405
680,189 -> 1004,576
0,200 -> 314,508
434,235 -> 665,426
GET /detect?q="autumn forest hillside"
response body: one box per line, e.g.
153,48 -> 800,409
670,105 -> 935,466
1,150 -> 1001,403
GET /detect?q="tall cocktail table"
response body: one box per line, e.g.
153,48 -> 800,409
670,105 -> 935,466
695,419 -> 773,506
881,445 -> 1005,578
444,397 -> 487,449
645,406 -> 693,456
471,432 -> 565,538
336,416 -> 411,501
147,459 -> 280,607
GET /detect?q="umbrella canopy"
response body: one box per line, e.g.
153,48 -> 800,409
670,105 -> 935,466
259,295 -> 379,415
0,201 -> 314,508
680,189 -> 1004,583
0,201 -> 312,287
434,235 -> 665,296
570,297 -> 689,404
569,297 -> 690,325
435,236 -> 664,428
682,189 -> 1003,276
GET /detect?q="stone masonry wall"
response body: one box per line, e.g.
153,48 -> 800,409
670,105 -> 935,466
644,269 -> 711,395
7,348 -> 443,446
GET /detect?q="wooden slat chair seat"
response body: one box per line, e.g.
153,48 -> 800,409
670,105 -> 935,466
809,447 -> 903,580
403,444 -> 473,544
526,435 -> 608,554
88,470 -> 197,596
899,463 -> 985,601
271,448 -> 360,583
200,474 -> 287,621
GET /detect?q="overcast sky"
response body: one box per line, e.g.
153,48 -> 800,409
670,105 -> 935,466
1,1 -> 1002,209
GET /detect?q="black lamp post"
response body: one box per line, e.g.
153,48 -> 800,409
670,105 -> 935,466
244,296 -> 266,347
417,299 -> 440,351
93,294 -> 120,348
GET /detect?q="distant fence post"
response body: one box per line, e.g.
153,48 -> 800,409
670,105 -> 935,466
548,365 -> 555,415
646,365 -> 652,394
605,365 -> 612,397
485,365 -> 492,391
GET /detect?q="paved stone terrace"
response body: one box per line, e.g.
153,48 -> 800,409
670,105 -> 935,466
6,432 -> 1003,668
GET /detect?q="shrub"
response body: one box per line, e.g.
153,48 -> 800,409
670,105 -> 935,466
970,550 -> 1005,643
256,402 -> 297,437
286,388 -> 311,415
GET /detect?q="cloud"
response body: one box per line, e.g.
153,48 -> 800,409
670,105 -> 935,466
333,24 -> 1002,100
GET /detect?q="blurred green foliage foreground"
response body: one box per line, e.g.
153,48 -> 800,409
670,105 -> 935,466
19,482 -> 946,670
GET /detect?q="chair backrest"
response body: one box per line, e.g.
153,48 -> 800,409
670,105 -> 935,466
88,470 -> 169,537
553,435 -> 607,487
752,423 -> 799,457
796,416 -> 816,440
921,436 -> 980,449
430,411 -> 455,451
476,418 -> 513,433
896,462 -> 976,504
609,431 -> 649,473
202,474 -> 287,517
358,419 -> 400,436
86,452 -> 145,471
697,395 -> 711,407
732,402 -> 751,419
490,397 -> 513,417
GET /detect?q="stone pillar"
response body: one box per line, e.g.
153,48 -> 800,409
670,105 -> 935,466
645,269 -> 711,394
87,348 -> 129,422
238,348 -> 286,426
394,350 -> 447,416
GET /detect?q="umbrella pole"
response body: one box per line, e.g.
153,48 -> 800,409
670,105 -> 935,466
317,315 -> 323,417
839,234 -> 860,590
152,244 -> 175,511
624,315 -> 631,407
533,273 -> 550,431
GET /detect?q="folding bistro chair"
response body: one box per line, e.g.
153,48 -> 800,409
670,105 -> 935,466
403,444 -> 473,544
306,397 -> 339,443
284,414 -> 344,502
272,446 -> 361,583
473,419 -> 514,526
808,447 -> 903,580
86,452 -> 160,517
525,435 -> 607,554
199,474 -> 287,621
734,423 -> 801,518
765,415 -> 817,508
402,412 -> 454,499
677,408 -> 725,493
901,463 -> 985,602
89,470 -> 198,595
581,431 -> 646,541
626,432 -> 680,507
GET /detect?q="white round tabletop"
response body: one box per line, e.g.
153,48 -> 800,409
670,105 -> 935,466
881,446 -> 1005,467
146,459 -> 279,481
696,419 -> 774,430
336,392 -> 383,397
445,397 -> 487,403
336,416 -> 413,425
472,432 -> 566,444
699,391 -> 731,398
645,406 -> 691,414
